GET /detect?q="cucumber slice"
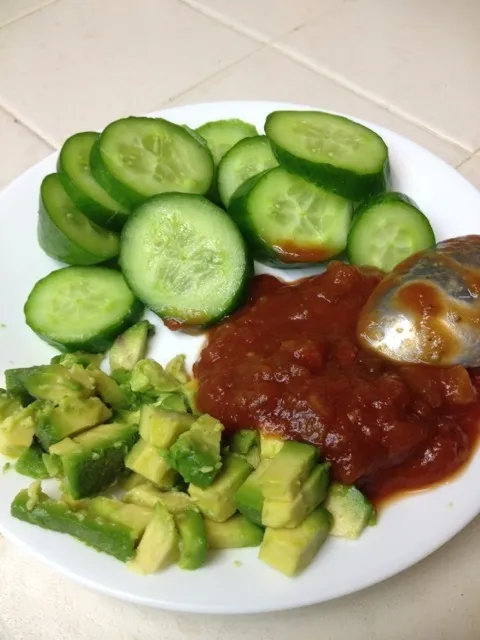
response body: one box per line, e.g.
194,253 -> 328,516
229,167 -> 353,268
58,132 -> 129,231
265,110 -> 389,201
120,193 -> 252,328
217,135 -> 278,207
24,266 -> 144,352
347,192 -> 436,272
195,119 -> 258,166
90,117 -> 214,209
38,174 -> 120,265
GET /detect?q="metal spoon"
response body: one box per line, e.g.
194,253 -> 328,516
357,235 -> 480,367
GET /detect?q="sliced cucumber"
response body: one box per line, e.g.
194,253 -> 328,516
217,136 -> 278,207
24,266 -> 144,352
195,119 -> 258,166
120,193 -> 252,328
265,110 -> 389,201
38,174 -> 120,266
90,117 -> 214,209
347,192 -> 436,272
228,167 -> 353,268
58,132 -> 129,231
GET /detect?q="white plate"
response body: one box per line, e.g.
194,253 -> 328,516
0,101 -> 479,614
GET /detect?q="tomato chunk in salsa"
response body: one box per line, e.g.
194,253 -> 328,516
194,262 -> 480,505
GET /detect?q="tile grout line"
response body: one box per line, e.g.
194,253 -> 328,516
0,0 -> 59,31
0,102 -> 57,149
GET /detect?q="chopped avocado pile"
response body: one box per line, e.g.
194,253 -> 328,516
3,321 -> 376,579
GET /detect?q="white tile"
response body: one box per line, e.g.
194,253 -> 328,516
0,107 -> 52,190
0,0 -> 259,146
278,0 -> 480,150
0,0 -> 56,28
459,153 -> 480,191
167,48 -> 469,167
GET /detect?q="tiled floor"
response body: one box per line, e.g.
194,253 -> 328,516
0,1 -> 479,638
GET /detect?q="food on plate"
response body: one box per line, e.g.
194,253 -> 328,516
195,118 -> 258,166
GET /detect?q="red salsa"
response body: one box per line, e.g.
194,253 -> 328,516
193,262 -> 480,506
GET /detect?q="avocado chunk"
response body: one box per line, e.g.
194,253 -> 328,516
15,441 -> 49,479
128,503 -> 178,574
11,488 -> 138,561
261,441 -> 317,500
0,389 -> 23,420
25,364 -> 95,403
230,429 -> 258,455
109,320 -> 154,372
155,392 -> 189,414
88,368 -> 130,409
234,458 -> 272,526
181,379 -> 200,415
50,422 -> 138,499
4,367 -> 46,406
204,514 -> 264,549
0,402 -> 38,457
260,433 -> 284,459
124,484 -> 194,513
259,507 -> 332,577
262,463 -> 330,529
139,406 -> 195,449
87,496 -> 153,541
175,508 -> 207,570
246,445 -> 260,469
165,354 -> 190,385
125,440 -> 176,489
35,396 -> 112,449
325,482 -> 375,539
189,453 -> 253,522
166,414 -> 223,488
51,352 -> 104,369
119,471 -> 147,491
42,453 -> 63,478
130,359 -> 180,396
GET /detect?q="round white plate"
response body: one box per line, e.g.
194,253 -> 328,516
0,101 -> 479,614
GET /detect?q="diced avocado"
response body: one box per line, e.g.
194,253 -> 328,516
246,445 -> 260,469
0,402 -> 38,457
0,389 -> 23,422
115,409 -> 141,427
124,484 -> 194,513
25,364 -> 95,403
259,507 -> 332,577
189,453 -> 252,522
51,352 -> 104,369
261,441 -> 317,500
119,471 -> 147,491
87,496 -> 153,541
130,359 -> 179,396
50,422 -> 138,499
166,414 -> 223,488
125,440 -> 176,489
260,433 -> 284,459
35,396 -> 112,449
204,514 -> 264,549
234,458 -> 272,525
109,320 -> 154,372
42,453 -> 63,478
11,489 -> 138,561
262,463 -> 330,529
155,393 -> 189,414
15,441 -> 49,479
325,482 -> 375,540
139,405 -> 195,449
4,367 -> 46,406
175,508 -> 207,570
230,429 -> 258,455
128,503 -> 178,574
165,354 -> 190,384
88,368 -> 129,409
181,379 -> 200,415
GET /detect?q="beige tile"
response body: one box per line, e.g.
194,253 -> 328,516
278,0 -> 480,150
459,153 -> 480,191
0,0 -> 56,28
183,0 -> 341,40
0,107 -> 52,190
167,48 -> 469,167
0,0 -> 259,146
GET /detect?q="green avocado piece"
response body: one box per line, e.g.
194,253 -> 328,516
260,441 -> 317,500
165,354 -> 190,385
4,367 -> 46,406
125,439 -> 176,489
175,508 -> 207,570
51,352 -> 104,369
181,379 -> 200,415
262,463 -> 330,529
325,482 -> 375,539
128,503 -> 179,574
166,414 -> 223,488
259,433 -> 284,459
124,484 -> 194,513
130,359 -> 180,396
259,507 -> 332,577
246,444 -> 260,469
189,453 -> 252,522
42,453 -> 63,478
234,458 -> 272,526
155,393 -> 189,414
88,367 -> 130,409
25,364 -> 95,403
0,389 -> 23,420
109,320 -> 154,372
230,429 -> 258,455
50,422 -> 138,499
35,396 -> 112,449
87,496 -> 153,541
204,514 -> 264,549
0,402 -> 39,457
139,405 -> 195,449
11,488 -> 138,561
15,441 -> 50,479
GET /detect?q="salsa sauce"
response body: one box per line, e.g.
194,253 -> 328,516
193,262 -> 480,506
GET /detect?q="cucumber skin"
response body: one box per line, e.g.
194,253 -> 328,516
265,112 -> 390,202
90,117 -> 215,210
24,268 -> 145,353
